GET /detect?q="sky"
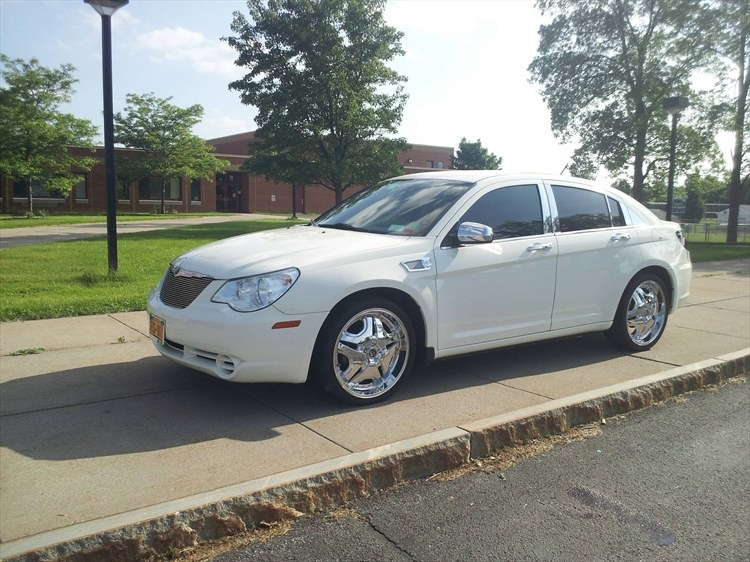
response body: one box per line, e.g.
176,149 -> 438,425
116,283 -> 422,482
0,0 -> 577,174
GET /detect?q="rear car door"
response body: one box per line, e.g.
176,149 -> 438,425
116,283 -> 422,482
547,182 -> 641,330
433,183 -> 558,352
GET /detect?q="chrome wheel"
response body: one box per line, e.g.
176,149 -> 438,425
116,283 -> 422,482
626,279 -> 667,347
606,273 -> 670,352
333,307 -> 410,400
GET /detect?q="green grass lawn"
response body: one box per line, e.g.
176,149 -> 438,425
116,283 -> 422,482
0,225 -> 747,322
0,219 -> 302,321
687,242 -> 750,262
0,212 -> 226,229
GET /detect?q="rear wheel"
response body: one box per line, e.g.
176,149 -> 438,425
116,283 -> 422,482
311,298 -> 415,405
606,273 -> 669,351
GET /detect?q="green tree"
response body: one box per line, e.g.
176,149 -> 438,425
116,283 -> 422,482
709,0 -> 749,243
452,138 -> 502,170
568,146 -> 598,180
528,0 -> 722,203
0,55 -> 97,214
225,0 -> 408,205
114,93 -> 229,214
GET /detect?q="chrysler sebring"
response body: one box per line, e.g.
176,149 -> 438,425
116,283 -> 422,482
147,171 -> 691,405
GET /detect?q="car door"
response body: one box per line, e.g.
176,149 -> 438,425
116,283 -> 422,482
547,182 -> 641,330
433,183 -> 558,352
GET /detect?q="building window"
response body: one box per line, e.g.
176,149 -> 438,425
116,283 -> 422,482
138,177 -> 181,200
426,160 -> 444,169
74,174 -> 87,200
190,179 -> 201,202
117,179 -> 130,201
12,178 -> 64,199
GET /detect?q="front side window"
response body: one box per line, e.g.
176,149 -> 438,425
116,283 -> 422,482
459,184 -> 544,240
553,185 -> 612,232
315,178 -> 475,236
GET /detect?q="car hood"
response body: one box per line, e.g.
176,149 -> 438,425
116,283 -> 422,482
171,225 -> 419,279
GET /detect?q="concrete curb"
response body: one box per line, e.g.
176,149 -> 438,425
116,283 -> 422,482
2,349 -> 747,562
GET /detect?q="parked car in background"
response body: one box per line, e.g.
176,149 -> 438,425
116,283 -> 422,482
148,171 -> 692,405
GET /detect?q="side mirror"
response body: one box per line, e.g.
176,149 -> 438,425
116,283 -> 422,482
457,222 -> 494,244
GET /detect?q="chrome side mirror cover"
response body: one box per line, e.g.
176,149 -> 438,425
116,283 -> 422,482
457,222 -> 493,244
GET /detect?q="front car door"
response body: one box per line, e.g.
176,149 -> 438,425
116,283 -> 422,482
433,182 -> 558,352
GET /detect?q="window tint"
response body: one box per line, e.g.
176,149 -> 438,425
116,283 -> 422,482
460,184 -> 544,240
553,185 -> 611,232
608,196 -> 626,227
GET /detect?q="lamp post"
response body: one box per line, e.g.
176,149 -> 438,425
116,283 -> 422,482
85,0 -> 128,272
662,96 -> 689,222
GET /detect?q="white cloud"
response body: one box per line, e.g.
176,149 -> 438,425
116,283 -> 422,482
134,27 -> 241,78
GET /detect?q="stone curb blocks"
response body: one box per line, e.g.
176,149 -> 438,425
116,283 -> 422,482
2,350 -> 747,562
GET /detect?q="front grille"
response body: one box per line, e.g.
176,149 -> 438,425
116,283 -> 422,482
160,269 -> 214,309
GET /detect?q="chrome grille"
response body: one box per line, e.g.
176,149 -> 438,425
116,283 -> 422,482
159,269 -> 214,309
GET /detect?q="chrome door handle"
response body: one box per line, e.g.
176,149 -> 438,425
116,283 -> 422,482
611,233 -> 632,242
527,243 -> 553,253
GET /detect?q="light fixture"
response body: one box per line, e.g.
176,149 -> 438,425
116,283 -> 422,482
84,0 -> 128,16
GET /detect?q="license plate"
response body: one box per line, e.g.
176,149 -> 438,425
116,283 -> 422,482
149,314 -> 165,344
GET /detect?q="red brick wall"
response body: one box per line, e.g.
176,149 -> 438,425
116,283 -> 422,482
0,136 -> 455,216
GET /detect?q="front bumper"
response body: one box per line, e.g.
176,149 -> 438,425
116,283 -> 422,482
147,285 -> 327,384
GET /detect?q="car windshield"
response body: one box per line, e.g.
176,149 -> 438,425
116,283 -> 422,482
315,178 -> 475,236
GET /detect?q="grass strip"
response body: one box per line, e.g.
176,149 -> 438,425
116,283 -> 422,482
0,228 -> 747,322
0,220 -> 301,322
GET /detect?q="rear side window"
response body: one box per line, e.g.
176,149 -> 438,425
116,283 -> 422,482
552,185 -> 612,232
608,196 -> 626,227
460,184 -> 544,240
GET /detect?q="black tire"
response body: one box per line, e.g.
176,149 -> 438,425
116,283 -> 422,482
311,297 -> 415,405
605,273 -> 670,352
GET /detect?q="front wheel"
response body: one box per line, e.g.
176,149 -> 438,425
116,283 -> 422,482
605,273 -> 669,351
311,298 -> 415,405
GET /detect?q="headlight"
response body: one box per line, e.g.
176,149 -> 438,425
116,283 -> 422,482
211,268 -> 300,312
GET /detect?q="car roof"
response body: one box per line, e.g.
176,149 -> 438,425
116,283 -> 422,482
397,170 -> 599,186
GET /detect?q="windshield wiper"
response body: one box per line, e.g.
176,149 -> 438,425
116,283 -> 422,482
317,222 -> 371,233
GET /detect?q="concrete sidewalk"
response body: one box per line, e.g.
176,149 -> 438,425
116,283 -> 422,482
0,259 -> 748,560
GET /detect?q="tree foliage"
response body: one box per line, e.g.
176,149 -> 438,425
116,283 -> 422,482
528,0 -> 723,202
452,138 -> 502,170
0,55 -> 97,213
225,0 -> 409,205
114,93 -> 229,213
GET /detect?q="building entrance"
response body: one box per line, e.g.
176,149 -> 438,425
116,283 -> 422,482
216,175 -> 240,213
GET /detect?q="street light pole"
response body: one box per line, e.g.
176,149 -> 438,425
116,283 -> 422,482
662,96 -> 690,222
85,0 -> 128,273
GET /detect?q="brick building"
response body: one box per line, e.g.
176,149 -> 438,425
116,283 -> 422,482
0,132 -> 453,216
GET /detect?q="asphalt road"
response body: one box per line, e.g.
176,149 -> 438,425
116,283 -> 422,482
208,377 -> 749,562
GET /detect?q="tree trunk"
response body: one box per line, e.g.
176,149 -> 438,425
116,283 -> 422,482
334,182 -> 344,206
26,176 -> 33,215
160,176 -> 167,214
727,17 -> 748,245
631,97 -> 648,203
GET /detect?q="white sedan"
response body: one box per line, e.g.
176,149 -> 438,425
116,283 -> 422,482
147,171 -> 691,405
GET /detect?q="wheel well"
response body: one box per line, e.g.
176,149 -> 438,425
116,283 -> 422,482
633,266 -> 674,309
325,288 -> 429,364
